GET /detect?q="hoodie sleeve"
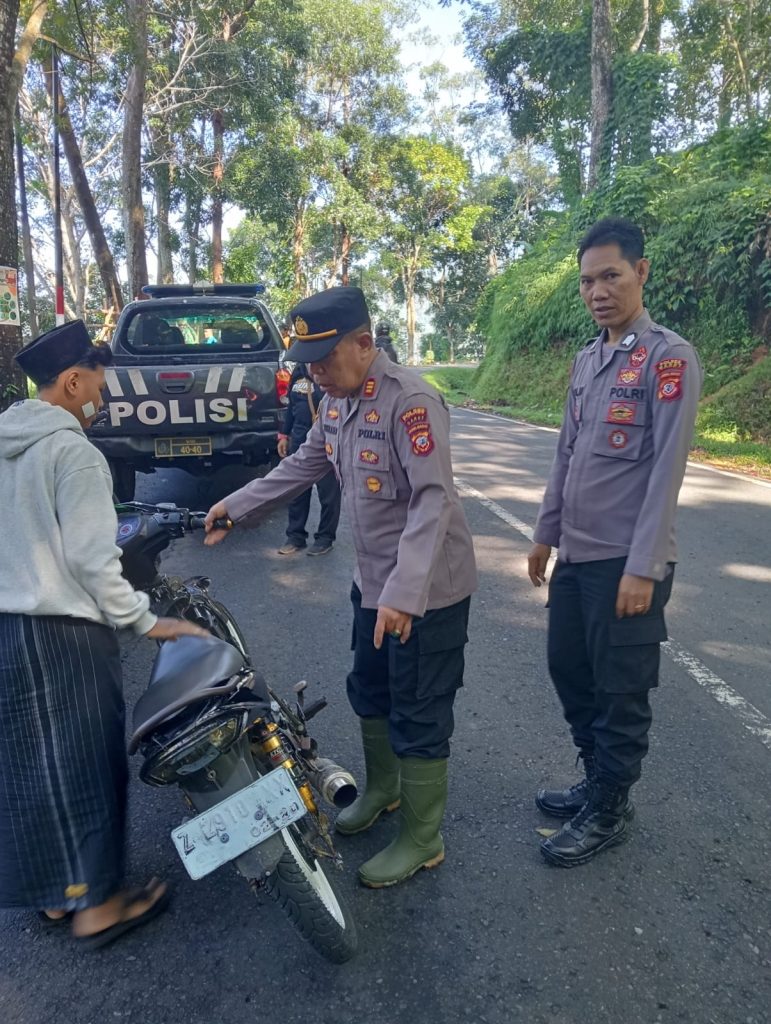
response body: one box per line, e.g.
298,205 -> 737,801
55,447 -> 157,634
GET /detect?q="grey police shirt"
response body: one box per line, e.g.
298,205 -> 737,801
533,310 -> 703,581
223,351 -> 478,617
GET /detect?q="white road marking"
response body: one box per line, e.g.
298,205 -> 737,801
455,475 -> 771,752
127,368 -> 148,395
205,367 -> 222,393
452,406 -> 771,489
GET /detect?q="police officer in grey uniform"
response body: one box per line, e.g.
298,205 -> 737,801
205,286 -> 477,888
528,217 -> 702,867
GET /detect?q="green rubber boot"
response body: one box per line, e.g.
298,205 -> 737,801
358,757 -> 447,888
335,718 -> 400,835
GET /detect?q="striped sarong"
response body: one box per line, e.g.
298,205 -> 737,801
0,613 -> 127,911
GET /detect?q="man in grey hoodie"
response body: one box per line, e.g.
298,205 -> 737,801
0,320 -> 206,949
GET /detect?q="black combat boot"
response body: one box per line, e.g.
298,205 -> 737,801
535,751 -> 596,818
536,752 -> 635,821
539,779 -> 631,867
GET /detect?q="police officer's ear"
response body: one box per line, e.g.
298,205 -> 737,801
636,258 -> 650,287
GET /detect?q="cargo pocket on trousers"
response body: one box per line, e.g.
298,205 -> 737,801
605,614 -> 668,692
415,602 -> 470,702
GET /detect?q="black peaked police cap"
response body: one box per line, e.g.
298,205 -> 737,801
287,286 -> 371,363
15,320 -> 112,386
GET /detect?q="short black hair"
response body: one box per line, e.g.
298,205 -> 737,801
37,343 -> 113,390
577,217 -> 645,267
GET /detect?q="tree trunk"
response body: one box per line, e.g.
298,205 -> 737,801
122,0 -> 149,299
587,0 -> 613,191
403,256 -> 418,365
154,159 -> 173,284
292,200 -> 307,296
0,0 -> 25,408
15,103 -> 38,338
211,108 -> 224,284
184,189 -> 202,285
340,222 -> 351,286
42,53 -> 124,312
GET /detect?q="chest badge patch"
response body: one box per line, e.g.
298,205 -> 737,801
359,449 -> 379,464
363,378 -> 377,398
326,408 -> 339,420
607,401 -> 636,424
400,406 -> 435,457
617,367 -> 641,386
629,346 -> 648,368
325,442 -> 334,456
366,476 -> 382,493
609,429 -> 629,449
364,409 -> 380,424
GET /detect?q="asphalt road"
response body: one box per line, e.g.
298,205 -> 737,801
2,406 -> 770,1024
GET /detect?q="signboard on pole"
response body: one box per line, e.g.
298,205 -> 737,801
0,267 -> 20,327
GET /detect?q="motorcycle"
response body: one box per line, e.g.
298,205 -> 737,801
115,501 -> 358,963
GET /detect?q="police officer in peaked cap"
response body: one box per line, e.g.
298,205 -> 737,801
528,218 -> 702,866
205,286 -> 477,888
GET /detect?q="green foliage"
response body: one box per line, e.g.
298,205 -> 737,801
697,356 -> 771,444
476,121 -> 771,423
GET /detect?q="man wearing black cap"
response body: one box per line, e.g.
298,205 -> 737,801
0,321 -> 205,946
205,286 -> 477,889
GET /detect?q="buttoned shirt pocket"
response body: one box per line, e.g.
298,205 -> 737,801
354,441 -> 396,500
591,397 -> 648,461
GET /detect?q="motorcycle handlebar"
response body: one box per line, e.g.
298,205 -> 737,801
189,514 -> 233,532
116,501 -> 232,534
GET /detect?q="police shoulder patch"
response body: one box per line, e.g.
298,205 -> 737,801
400,406 -> 434,457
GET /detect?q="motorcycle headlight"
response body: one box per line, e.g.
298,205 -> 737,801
140,716 -> 241,786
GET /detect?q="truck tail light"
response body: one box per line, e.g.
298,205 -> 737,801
275,368 -> 291,406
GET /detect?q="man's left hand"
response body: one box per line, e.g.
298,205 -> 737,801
374,606 -> 413,649
616,574 -> 655,618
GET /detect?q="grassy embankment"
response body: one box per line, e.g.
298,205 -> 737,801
432,121 -> 771,480
425,356 -> 771,480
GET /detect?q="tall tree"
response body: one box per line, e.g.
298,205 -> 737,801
122,0 -> 149,298
587,0 -> 612,189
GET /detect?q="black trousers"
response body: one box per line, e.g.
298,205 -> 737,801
285,468 -> 341,545
547,557 -> 674,788
346,585 -> 470,759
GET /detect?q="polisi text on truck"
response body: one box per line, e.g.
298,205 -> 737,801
108,397 -> 250,427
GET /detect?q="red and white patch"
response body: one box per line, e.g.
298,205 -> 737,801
364,409 -> 380,424
657,376 -> 682,401
400,406 -> 434,457
363,378 -> 377,398
629,347 -> 648,368
617,367 -> 641,386
609,429 -> 629,449
359,449 -> 379,464
607,402 -> 636,424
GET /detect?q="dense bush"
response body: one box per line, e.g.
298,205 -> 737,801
476,122 -> 771,422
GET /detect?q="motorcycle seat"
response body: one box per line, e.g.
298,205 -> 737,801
129,635 -> 246,753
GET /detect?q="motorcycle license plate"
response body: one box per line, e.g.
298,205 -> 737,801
154,437 -> 212,458
171,768 -> 306,880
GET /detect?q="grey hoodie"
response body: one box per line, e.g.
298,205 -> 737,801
0,399 -> 156,634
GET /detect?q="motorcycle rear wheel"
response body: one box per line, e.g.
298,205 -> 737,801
266,827 -> 358,964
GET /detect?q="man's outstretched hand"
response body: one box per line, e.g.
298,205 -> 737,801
204,501 -> 232,546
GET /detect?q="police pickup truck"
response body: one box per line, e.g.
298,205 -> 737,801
87,284 -> 290,500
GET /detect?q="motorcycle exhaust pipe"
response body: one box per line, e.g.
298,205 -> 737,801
306,757 -> 357,809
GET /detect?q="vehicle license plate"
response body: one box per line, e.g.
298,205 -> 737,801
154,436 -> 212,458
171,768 -> 306,880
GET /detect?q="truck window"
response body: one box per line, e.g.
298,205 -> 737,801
123,305 -> 280,353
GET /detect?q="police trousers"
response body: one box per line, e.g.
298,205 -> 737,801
346,584 -> 470,759
547,557 -> 674,788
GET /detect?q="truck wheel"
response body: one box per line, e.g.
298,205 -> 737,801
109,461 -> 136,502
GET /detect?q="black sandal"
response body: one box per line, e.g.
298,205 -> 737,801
37,910 -> 73,930
74,882 -> 170,951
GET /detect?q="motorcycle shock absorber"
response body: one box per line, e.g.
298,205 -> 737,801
251,720 -> 317,814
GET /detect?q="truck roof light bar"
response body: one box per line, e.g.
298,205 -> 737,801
141,284 -> 266,298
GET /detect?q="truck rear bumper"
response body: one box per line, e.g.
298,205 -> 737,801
91,430 -> 279,470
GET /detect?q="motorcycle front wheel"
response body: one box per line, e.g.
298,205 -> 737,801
266,826 -> 358,964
